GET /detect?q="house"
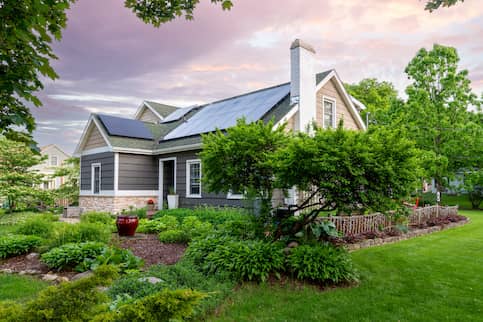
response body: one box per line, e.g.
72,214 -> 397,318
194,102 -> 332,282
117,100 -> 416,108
74,39 -> 366,213
32,144 -> 71,190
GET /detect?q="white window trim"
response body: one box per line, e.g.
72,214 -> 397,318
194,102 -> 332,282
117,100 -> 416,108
50,156 -> 58,166
186,159 -> 202,198
91,163 -> 101,194
227,190 -> 244,200
322,96 -> 337,129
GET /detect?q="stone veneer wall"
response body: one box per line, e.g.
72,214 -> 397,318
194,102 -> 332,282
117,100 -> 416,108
79,196 -> 158,214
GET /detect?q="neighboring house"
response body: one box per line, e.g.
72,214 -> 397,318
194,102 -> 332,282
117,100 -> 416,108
32,144 -> 71,190
74,39 -> 366,213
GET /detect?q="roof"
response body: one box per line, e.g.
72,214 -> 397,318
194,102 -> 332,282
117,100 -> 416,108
77,69 -> 362,155
40,144 -> 70,157
144,101 -> 179,118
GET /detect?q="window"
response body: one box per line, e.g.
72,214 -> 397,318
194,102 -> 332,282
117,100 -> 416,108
50,156 -> 58,166
186,160 -> 201,198
91,163 -> 101,194
323,98 -> 336,128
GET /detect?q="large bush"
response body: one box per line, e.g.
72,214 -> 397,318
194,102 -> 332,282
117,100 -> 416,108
40,242 -> 106,271
0,235 -> 41,259
287,244 -> 358,284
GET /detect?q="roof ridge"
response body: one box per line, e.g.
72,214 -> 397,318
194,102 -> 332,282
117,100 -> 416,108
199,82 -> 290,108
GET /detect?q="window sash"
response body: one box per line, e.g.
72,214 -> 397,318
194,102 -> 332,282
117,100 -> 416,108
323,99 -> 335,128
187,161 -> 201,197
93,165 -> 101,194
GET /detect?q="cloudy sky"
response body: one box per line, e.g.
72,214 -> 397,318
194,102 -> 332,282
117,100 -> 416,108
31,0 -> 483,154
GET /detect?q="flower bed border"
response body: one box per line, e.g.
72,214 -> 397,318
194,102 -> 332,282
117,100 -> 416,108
345,218 -> 469,251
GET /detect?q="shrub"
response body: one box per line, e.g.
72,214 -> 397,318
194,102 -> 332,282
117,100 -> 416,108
40,242 -> 106,271
80,211 -> 114,225
13,265 -> 118,322
46,222 -> 111,249
185,235 -> 237,266
204,240 -> 285,282
137,216 -> 179,234
96,289 -> 205,322
0,235 -> 41,259
217,217 -> 262,240
79,247 -> 144,273
287,243 -> 358,284
121,207 -> 147,219
158,230 -> 190,243
15,217 -> 54,239
180,216 -> 213,238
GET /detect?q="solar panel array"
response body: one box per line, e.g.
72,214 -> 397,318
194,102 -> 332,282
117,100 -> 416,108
98,114 -> 153,140
161,105 -> 199,123
163,83 -> 290,140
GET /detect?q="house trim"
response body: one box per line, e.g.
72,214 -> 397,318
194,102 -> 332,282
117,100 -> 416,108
74,116 -> 113,156
80,190 -> 158,197
322,95 -> 337,129
227,191 -> 244,200
114,153 -> 119,193
316,71 -> 366,130
273,104 -> 299,130
91,163 -> 101,195
158,157 -> 177,209
186,159 -> 202,199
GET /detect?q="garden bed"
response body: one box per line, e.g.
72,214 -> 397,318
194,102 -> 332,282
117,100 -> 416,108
330,214 -> 469,251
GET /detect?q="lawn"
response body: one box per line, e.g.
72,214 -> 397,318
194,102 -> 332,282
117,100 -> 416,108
0,274 -> 48,302
212,210 -> 483,322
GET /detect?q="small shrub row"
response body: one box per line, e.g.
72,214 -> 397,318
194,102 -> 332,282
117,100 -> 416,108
153,206 -> 248,226
45,222 -> 112,250
80,211 -> 114,225
0,235 -> 42,259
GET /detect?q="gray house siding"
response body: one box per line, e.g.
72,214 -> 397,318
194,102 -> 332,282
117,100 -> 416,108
80,152 -> 114,191
158,150 -> 244,208
118,153 -> 158,190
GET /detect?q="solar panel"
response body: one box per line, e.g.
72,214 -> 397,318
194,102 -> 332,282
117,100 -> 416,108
163,83 -> 290,140
161,105 -> 199,123
98,114 -> 153,140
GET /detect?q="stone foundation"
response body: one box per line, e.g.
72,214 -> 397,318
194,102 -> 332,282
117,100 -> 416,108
79,196 -> 158,214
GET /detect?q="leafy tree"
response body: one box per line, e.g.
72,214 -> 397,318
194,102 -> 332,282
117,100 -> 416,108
425,0 -> 464,12
0,0 -> 75,140
1,0 -> 233,142
200,118 -> 288,216
125,0 -> 233,26
52,157 -> 80,205
402,44 -> 479,191
345,78 -> 402,126
0,137 -> 46,211
272,124 -> 422,238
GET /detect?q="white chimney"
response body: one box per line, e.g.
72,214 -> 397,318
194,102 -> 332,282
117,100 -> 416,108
290,39 -> 316,132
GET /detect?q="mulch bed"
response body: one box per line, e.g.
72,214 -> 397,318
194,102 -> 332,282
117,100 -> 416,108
116,234 -> 186,267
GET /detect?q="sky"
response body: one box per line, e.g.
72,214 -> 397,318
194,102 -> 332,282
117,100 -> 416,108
31,0 -> 483,154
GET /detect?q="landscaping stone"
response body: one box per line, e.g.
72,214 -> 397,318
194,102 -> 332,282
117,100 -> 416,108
42,273 -> 59,281
58,276 -> 70,283
139,276 -> 163,284
71,271 -> 93,281
0,268 -> 13,274
287,241 -> 299,248
26,253 -> 40,261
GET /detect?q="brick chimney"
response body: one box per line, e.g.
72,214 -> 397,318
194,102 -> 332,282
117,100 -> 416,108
290,39 -> 316,132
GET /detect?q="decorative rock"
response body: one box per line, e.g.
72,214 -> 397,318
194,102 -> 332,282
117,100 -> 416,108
0,269 -> 13,274
283,247 -> 292,255
42,274 -> 59,281
24,269 -> 42,275
26,253 -> 40,261
287,241 -> 299,248
58,276 -> 70,283
71,271 -> 93,281
138,276 -> 163,284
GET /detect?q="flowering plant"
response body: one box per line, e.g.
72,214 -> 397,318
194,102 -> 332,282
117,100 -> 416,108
147,199 -> 154,205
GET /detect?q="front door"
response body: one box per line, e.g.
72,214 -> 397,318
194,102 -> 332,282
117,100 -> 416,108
158,158 -> 176,209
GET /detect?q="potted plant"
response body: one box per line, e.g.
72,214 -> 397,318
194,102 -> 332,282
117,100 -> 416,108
116,206 -> 139,237
167,187 -> 179,209
146,199 -> 155,211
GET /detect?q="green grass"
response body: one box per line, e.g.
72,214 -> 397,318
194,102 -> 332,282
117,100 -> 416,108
0,274 -> 48,302
212,210 -> 483,321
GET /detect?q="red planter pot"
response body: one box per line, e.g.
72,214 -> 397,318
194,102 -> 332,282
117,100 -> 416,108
116,215 -> 139,236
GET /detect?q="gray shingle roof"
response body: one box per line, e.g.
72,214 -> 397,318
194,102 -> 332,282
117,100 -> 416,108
92,70 -> 334,153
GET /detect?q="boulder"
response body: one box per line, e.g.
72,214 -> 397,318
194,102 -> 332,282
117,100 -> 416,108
26,253 -> 40,261
71,271 -> 93,281
42,274 -> 59,281
138,276 -> 163,284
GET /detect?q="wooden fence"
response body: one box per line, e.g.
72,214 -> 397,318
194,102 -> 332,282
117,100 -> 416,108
319,206 -> 458,236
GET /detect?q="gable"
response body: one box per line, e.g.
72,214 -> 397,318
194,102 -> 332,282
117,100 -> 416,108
84,123 -> 108,150
138,106 -> 161,123
316,78 -> 362,130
